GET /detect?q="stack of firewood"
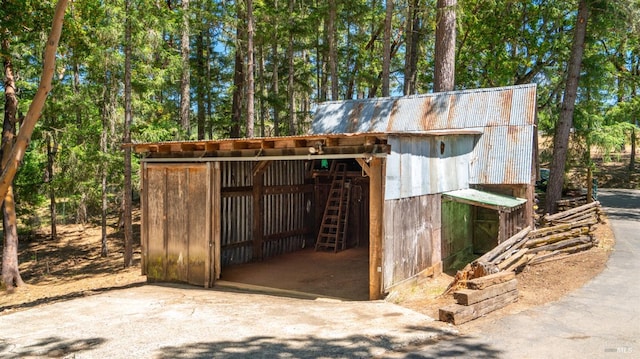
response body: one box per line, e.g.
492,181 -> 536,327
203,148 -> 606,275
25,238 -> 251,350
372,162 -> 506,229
526,201 -> 601,265
442,201 -> 603,302
439,271 -> 518,325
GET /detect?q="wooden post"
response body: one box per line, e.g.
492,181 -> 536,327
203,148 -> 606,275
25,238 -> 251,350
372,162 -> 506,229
252,161 -> 271,261
212,162 -> 221,282
368,157 -> 384,300
586,167 -> 593,203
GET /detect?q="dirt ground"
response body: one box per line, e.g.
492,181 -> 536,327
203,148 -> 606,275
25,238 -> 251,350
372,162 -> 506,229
0,149 -> 631,324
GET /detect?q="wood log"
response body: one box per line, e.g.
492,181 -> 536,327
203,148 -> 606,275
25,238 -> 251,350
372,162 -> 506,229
548,207 -> 598,222
454,279 -> 517,305
543,201 -> 599,221
528,218 -> 595,239
488,235 -> 529,265
504,253 -> 534,272
439,290 -> 518,325
556,242 -> 593,254
471,261 -> 499,277
526,227 -> 590,248
529,247 -> 594,266
497,248 -> 529,271
464,271 -> 516,290
473,226 -> 531,264
526,235 -> 592,254
528,251 -> 558,265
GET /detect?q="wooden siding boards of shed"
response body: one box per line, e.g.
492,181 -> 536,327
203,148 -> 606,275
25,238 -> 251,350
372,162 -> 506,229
383,194 -> 441,290
143,163 -> 216,286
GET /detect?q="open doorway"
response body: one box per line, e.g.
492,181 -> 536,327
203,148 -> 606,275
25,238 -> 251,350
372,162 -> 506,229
218,159 -> 371,300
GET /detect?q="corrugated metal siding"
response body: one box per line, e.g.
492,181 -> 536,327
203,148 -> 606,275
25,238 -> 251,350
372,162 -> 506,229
262,161 -> 307,258
311,84 -> 536,187
470,126 -> 534,184
385,135 -> 474,199
220,161 -> 307,266
221,162 -> 254,265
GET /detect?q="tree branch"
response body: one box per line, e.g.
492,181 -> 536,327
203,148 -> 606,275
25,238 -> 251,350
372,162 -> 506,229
0,0 -> 68,204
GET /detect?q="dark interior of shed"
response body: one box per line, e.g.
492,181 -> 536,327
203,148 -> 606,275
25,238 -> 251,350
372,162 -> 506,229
219,159 -> 371,300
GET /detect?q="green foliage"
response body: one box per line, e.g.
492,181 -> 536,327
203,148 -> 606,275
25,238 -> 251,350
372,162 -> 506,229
2,0 -> 640,228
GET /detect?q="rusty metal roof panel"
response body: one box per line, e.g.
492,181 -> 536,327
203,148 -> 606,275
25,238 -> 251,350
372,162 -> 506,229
310,84 -> 537,134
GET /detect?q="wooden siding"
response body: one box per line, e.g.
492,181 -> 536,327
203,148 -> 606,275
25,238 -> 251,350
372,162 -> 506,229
441,200 -> 473,272
142,163 -> 217,286
382,194 -> 441,290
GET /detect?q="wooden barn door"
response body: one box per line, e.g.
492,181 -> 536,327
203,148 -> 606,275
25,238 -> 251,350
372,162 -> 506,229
143,162 -> 220,287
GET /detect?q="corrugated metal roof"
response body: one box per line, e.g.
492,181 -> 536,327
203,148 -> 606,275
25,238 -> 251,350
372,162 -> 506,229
311,84 -> 537,185
443,188 -> 527,212
311,84 -> 536,134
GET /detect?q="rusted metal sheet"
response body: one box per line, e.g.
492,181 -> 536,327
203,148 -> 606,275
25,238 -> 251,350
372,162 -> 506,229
311,84 -> 536,134
470,125 -> 534,185
385,135 -> 475,199
312,84 -> 536,188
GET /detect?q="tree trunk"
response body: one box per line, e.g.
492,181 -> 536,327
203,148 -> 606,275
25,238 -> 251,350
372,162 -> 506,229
271,0 -> 280,136
1,38 -> 24,290
404,0 -> 421,95
0,0 -> 68,207
545,0 -> 590,214
100,73 -> 109,257
196,30 -> 206,140
230,4 -> 245,138
328,0 -> 338,100
46,133 -> 57,240
258,42 -> 267,137
123,0 -> 133,267
246,0 -> 255,138
382,0 -> 393,97
287,0 -> 296,135
434,0 -> 456,92
179,0 -> 191,138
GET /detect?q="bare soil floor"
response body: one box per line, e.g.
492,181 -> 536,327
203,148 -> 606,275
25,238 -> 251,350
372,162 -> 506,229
0,151 -> 633,326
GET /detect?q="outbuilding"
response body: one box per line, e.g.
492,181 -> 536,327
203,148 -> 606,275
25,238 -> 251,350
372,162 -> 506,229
131,84 -> 538,300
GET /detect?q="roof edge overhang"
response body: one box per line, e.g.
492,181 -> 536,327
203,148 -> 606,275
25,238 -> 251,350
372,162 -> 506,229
442,188 -> 527,213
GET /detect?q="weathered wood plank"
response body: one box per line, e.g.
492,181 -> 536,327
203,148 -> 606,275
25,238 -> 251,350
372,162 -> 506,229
526,227 -> 590,248
464,271 -> 516,290
439,289 -> 518,325
496,248 -> 528,271
527,235 -> 593,254
528,218 -> 596,238
504,253 -> 533,272
454,279 -> 518,305
473,226 -> 531,264
543,201 -> 599,221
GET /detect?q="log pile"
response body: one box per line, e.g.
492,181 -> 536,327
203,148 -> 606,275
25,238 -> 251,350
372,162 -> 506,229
439,271 -> 518,325
439,201 -> 603,323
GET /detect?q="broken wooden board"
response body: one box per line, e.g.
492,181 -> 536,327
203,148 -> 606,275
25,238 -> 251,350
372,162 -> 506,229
464,270 -> 515,290
453,279 -> 517,306
439,289 -> 518,325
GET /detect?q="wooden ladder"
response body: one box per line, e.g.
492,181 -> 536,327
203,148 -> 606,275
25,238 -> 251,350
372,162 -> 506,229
315,162 -> 351,252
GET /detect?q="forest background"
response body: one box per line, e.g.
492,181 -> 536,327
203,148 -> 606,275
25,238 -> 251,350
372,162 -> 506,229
1,0 -> 639,289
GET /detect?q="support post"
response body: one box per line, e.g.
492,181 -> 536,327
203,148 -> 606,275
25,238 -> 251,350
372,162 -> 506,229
252,161 -> 271,261
368,158 -> 384,300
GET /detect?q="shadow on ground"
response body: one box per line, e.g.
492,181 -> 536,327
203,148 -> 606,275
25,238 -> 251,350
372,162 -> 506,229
155,330 -> 502,359
0,336 -> 106,359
